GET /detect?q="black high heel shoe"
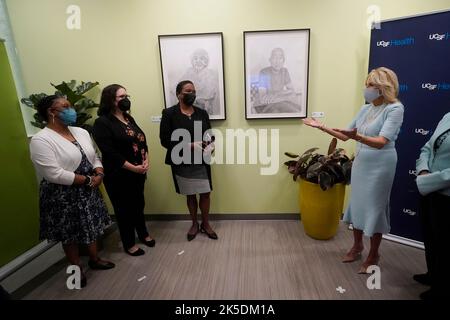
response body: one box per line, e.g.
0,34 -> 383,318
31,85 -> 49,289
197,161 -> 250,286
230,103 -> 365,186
140,237 -> 156,247
200,223 -> 218,240
125,247 -> 145,256
187,222 -> 199,241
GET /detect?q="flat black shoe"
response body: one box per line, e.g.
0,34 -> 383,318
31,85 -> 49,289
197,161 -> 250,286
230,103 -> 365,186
187,223 -> 199,241
88,259 -> 115,270
126,248 -> 145,256
140,238 -> 156,247
200,223 -> 218,240
413,273 -> 431,286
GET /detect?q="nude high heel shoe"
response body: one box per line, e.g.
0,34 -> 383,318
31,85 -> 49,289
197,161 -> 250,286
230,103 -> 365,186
342,247 -> 363,263
358,255 -> 380,274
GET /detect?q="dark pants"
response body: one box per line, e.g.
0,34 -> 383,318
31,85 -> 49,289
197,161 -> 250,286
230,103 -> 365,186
419,192 -> 450,297
104,170 -> 149,251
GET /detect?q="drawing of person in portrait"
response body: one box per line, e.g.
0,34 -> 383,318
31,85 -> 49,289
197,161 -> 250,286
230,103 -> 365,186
179,48 -> 220,116
252,47 -> 302,114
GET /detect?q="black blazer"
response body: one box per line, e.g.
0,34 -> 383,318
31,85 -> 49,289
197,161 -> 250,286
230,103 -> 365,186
92,113 -> 148,175
160,104 -> 212,166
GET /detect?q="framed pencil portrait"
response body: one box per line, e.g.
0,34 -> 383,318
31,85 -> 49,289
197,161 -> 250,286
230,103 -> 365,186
158,32 -> 226,120
244,29 -> 310,119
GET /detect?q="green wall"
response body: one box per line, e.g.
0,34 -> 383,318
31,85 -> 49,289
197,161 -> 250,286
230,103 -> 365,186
5,0 -> 450,217
0,41 -> 39,267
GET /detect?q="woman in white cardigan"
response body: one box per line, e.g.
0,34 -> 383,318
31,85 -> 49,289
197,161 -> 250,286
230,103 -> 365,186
29,95 -> 114,288
414,112 -> 450,300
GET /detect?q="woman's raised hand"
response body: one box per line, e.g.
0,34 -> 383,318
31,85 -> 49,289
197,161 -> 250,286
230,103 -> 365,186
302,117 -> 323,129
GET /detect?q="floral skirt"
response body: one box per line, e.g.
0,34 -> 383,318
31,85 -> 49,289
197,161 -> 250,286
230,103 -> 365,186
39,181 -> 111,244
39,141 -> 111,244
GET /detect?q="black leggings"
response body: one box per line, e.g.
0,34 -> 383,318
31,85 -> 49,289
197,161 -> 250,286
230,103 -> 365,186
419,192 -> 450,296
104,171 -> 149,251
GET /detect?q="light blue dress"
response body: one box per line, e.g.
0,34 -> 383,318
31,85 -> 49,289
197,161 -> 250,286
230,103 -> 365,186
343,102 -> 404,236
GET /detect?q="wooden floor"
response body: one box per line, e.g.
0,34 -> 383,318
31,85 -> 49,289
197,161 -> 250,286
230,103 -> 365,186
24,220 -> 427,300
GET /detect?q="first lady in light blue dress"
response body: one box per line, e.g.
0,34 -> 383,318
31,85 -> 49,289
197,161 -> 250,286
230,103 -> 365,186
303,67 -> 404,273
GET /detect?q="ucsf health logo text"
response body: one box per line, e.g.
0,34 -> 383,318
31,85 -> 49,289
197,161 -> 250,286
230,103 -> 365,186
376,37 -> 414,47
429,32 -> 450,41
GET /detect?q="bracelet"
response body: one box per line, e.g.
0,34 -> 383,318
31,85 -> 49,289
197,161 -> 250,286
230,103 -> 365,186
95,172 -> 105,178
84,175 -> 92,187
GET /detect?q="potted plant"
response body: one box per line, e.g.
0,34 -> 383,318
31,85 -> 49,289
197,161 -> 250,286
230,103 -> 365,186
21,80 -> 100,132
284,138 -> 353,240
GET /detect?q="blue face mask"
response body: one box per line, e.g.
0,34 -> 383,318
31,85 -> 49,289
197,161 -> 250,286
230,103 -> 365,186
58,108 -> 77,126
364,87 -> 381,103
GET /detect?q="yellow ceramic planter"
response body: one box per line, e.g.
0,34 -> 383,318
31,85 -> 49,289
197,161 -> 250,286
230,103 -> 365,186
298,178 -> 345,240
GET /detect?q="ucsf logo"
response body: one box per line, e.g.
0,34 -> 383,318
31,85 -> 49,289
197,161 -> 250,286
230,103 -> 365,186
415,128 -> 430,135
422,83 -> 438,90
376,41 -> 390,47
429,33 -> 447,41
409,170 -> 417,176
403,208 -> 417,216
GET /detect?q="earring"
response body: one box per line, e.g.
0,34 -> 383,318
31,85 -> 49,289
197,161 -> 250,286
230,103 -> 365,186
52,114 -> 55,124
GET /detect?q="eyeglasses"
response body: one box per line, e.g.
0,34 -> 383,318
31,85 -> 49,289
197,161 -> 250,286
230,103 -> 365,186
116,94 -> 130,99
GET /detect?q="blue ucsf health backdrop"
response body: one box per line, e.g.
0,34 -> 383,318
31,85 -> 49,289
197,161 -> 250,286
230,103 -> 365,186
369,10 -> 450,243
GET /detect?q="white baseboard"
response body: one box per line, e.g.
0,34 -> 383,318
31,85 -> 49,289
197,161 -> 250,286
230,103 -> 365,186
383,234 -> 424,249
0,241 -> 65,294
347,224 -> 424,249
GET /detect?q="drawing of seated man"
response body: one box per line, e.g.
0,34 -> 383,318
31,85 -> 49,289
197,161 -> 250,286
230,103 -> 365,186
254,47 -> 302,114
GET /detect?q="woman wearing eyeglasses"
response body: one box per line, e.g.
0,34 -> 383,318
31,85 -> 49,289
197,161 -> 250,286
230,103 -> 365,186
93,84 -> 154,256
30,95 -> 114,288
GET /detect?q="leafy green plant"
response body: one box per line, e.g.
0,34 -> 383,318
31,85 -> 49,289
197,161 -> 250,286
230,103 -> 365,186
284,138 -> 353,191
21,80 -> 100,131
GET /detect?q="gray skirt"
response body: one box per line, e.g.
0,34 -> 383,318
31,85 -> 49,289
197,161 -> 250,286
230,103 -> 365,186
172,164 -> 211,195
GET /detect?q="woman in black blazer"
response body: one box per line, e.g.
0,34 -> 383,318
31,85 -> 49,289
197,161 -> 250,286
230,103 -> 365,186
93,84 -> 155,256
160,80 -> 218,241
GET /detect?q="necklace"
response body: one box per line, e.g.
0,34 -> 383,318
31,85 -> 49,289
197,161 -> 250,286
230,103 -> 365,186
49,126 -> 75,141
180,107 -> 194,120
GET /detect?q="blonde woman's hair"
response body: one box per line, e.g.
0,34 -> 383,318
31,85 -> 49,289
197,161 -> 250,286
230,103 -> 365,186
366,67 -> 399,103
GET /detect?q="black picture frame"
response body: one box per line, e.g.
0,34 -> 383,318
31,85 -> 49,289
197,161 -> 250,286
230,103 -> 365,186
244,29 -> 310,119
158,32 -> 226,120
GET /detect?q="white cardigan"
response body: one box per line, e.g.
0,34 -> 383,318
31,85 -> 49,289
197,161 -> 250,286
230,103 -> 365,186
30,127 -> 103,185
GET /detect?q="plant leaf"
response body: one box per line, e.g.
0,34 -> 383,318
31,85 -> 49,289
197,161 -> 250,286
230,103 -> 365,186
299,147 -> 319,158
21,98 -> 36,108
306,162 -> 322,180
26,93 -> 48,107
74,97 -> 98,112
284,152 -> 299,158
51,81 -> 84,105
318,171 -> 333,190
75,81 -> 99,95
327,138 -> 337,155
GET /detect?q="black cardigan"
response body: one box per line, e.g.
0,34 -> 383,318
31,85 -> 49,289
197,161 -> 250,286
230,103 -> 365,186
159,104 -> 212,166
92,113 -> 148,175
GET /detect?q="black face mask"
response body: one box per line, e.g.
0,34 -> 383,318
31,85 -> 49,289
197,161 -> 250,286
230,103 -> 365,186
118,97 -> 131,111
182,93 -> 196,106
